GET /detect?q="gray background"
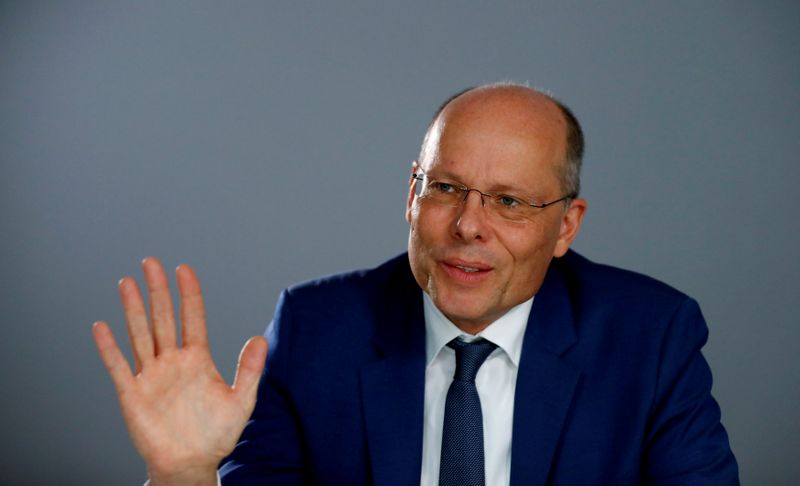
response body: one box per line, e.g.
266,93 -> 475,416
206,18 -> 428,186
1,1 -> 798,484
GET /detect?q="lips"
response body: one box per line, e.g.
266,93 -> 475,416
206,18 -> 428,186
439,258 -> 493,284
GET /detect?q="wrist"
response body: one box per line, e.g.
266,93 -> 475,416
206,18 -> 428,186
148,466 -> 218,486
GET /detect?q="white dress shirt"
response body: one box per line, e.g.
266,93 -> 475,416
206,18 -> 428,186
420,292 -> 533,486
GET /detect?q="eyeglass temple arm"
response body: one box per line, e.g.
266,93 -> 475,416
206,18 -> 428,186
533,193 -> 578,208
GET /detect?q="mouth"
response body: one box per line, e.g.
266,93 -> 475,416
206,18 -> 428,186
439,258 -> 493,284
456,266 -> 481,272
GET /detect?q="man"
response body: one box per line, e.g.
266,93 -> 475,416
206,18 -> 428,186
93,83 -> 739,485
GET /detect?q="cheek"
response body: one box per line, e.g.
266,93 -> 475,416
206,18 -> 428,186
408,217 -> 438,292
406,197 -> 421,224
408,208 -> 436,259
498,224 -> 554,268
411,205 -> 449,241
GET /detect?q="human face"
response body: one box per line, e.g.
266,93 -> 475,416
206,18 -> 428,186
406,91 -> 586,334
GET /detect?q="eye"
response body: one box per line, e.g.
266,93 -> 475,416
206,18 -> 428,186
434,182 -> 455,193
498,195 -> 521,208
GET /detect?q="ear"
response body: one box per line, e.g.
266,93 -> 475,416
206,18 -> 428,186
406,160 -> 420,224
553,198 -> 587,257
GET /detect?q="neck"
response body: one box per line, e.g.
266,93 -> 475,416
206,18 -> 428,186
448,316 -> 495,336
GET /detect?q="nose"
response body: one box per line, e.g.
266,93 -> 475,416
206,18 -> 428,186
460,188 -> 486,206
454,190 -> 488,241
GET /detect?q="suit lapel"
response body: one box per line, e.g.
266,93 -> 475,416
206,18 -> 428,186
511,259 -> 581,486
361,261 -> 426,486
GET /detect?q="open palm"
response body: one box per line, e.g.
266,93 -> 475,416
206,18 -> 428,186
93,258 -> 267,485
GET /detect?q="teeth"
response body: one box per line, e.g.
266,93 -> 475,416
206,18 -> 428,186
456,265 -> 480,273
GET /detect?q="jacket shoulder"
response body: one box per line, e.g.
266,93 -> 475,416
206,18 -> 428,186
283,253 -> 410,305
556,250 -> 691,304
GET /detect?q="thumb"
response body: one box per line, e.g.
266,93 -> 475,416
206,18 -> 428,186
232,336 -> 268,409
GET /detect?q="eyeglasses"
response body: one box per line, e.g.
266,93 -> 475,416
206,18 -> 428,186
412,167 -> 576,222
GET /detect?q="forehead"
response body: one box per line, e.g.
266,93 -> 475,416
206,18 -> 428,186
423,89 -> 567,191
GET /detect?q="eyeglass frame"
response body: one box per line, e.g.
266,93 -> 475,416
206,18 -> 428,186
411,166 -> 577,211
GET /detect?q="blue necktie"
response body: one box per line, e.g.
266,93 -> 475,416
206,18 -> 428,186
439,338 -> 497,486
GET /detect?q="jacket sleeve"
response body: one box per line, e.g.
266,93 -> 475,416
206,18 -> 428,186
643,297 -> 739,485
219,289 -> 308,485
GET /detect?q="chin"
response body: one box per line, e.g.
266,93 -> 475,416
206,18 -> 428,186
432,291 -> 492,327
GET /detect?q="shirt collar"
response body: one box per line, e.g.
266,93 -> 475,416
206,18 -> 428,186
423,292 -> 533,368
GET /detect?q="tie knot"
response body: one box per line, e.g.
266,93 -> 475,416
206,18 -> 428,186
448,338 -> 497,382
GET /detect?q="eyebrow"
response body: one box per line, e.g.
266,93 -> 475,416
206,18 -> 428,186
428,168 -> 540,198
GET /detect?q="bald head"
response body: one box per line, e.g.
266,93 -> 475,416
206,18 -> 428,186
419,83 -> 583,198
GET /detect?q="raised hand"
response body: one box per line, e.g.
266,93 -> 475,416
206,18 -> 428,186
92,258 -> 267,485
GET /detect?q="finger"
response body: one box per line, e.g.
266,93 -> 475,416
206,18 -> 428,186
142,257 -> 177,354
232,336 -> 268,409
176,264 -> 209,348
92,321 -> 134,394
118,277 -> 154,371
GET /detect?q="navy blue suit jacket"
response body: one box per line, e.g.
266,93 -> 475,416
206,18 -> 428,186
220,251 -> 738,485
